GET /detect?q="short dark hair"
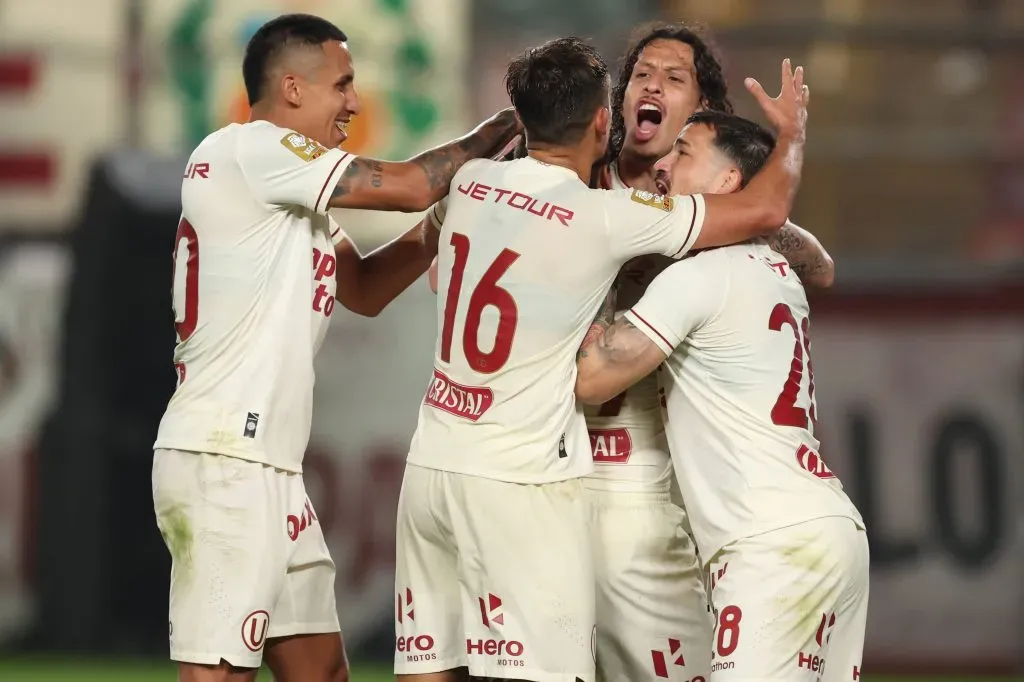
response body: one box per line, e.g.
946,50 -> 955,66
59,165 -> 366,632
505,37 -> 609,146
686,110 -> 775,187
609,23 -> 732,162
243,14 -> 348,106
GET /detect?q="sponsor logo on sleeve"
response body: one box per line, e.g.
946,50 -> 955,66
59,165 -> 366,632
280,132 -> 328,162
630,189 -> 674,212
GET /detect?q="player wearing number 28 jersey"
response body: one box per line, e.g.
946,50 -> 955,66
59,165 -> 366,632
576,111 -> 868,682
394,38 -> 808,682
150,14 -> 519,682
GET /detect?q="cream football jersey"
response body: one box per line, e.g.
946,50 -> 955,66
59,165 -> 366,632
584,163 -> 675,492
154,120 -> 356,473
407,156 -> 705,484
624,242 -> 864,559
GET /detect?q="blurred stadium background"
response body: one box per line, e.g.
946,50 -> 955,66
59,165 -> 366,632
0,0 -> 1022,679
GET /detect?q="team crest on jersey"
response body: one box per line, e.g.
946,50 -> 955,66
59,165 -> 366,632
280,132 -> 328,162
630,189 -> 674,212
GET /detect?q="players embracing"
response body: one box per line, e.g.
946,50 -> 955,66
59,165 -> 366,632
400,24 -> 816,682
584,22 -> 838,682
577,44 -> 869,682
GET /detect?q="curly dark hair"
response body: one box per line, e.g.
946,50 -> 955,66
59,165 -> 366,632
607,22 -> 732,163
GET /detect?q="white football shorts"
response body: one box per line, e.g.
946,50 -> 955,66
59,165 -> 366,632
152,448 -> 340,668
394,463 -> 595,682
587,485 -> 712,682
705,516 -> 869,682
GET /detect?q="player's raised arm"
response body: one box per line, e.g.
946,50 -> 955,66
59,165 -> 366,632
327,109 -> 521,212
575,253 -> 725,404
767,220 -> 835,288
687,59 -> 809,250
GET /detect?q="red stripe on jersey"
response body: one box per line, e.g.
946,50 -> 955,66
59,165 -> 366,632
670,194 -> 698,258
315,153 -> 350,213
629,309 -> 673,351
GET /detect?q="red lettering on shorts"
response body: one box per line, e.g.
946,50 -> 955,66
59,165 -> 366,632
424,368 -> 494,422
286,497 -> 319,541
396,634 -> 435,653
466,638 -> 524,658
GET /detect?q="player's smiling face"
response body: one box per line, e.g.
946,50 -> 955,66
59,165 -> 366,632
302,40 -> 361,148
622,40 -> 703,159
654,123 -> 736,196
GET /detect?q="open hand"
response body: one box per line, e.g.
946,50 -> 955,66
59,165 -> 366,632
745,59 -> 809,139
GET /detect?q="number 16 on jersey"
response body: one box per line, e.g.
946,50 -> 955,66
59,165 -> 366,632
439,233 -> 521,374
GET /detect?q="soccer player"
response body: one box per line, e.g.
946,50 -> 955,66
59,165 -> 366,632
394,37 -> 809,682
574,111 -> 868,682
583,24 -> 835,682
151,14 -> 520,682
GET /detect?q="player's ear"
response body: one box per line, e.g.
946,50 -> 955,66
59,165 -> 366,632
281,74 -> 302,107
717,167 -> 743,195
594,106 -> 611,145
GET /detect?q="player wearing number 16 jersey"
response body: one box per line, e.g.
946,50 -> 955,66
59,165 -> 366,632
575,111 -> 868,682
151,14 -> 519,682
394,38 -> 809,682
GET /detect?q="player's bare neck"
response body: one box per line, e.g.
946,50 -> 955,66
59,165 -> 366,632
616,149 -> 660,194
248,102 -> 309,140
528,145 -> 592,186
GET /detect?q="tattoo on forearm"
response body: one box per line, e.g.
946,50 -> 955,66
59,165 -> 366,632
331,115 -> 517,203
331,157 -> 375,200
578,286 -> 617,361
413,113 -> 519,193
598,319 -> 642,363
768,226 -> 829,280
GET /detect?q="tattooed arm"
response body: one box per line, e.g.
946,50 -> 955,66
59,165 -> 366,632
578,285 -> 618,361
576,283 -> 663,405
767,220 -> 835,288
328,108 -> 520,212
575,313 -> 667,405
576,253 -> 726,404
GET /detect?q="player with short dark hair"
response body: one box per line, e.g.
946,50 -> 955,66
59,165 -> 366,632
152,13 -> 519,682
396,35 -> 809,682
576,110 -> 868,682
583,24 -> 834,682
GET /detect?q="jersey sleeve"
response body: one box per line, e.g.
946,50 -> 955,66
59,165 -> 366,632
236,124 -> 357,215
603,189 -> 706,261
623,252 -> 725,355
426,195 -> 449,231
328,214 -> 346,246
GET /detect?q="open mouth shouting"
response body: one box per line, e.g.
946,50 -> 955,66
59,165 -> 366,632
634,98 -> 664,143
